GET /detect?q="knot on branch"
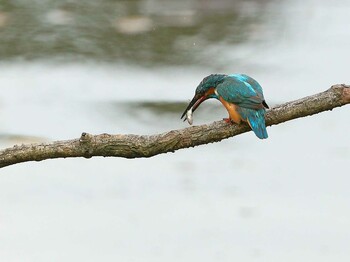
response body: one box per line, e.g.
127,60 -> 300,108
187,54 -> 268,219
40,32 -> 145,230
79,132 -> 93,143
79,132 -> 94,158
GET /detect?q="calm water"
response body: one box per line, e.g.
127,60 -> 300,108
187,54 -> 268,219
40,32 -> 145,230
0,0 -> 349,261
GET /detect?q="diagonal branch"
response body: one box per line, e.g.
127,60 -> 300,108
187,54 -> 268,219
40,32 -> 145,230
0,84 -> 349,169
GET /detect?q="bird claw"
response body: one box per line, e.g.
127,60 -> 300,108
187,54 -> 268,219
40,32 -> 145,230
223,118 -> 233,124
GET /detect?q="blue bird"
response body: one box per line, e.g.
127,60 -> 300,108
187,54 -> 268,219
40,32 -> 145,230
181,74 -> 269,139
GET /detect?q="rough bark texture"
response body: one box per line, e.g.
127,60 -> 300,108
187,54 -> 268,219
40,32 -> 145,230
0,84 -> 349,169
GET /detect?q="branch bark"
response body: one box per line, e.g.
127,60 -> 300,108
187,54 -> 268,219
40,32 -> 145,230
0,84 -> 349,169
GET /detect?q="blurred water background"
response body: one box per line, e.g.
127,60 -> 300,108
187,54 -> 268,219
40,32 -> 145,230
0,0 -> 349,261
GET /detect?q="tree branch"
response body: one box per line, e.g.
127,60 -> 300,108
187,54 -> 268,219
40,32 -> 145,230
0,84 -> 349,169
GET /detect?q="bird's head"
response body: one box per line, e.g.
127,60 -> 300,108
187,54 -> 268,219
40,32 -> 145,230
181,74 -> 226,119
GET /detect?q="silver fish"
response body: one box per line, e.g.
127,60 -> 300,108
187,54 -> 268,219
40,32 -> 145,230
186,108 -> 193,125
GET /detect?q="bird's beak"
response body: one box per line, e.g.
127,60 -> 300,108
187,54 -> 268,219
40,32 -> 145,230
181,94 -> 207,120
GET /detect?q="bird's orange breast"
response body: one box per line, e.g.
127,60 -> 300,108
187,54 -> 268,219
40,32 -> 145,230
218,97 -> 242,124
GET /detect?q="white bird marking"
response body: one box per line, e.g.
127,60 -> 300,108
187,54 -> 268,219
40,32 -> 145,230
214,88 -> 219,96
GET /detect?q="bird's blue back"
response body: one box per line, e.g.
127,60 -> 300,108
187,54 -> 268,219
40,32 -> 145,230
216,74 -> 265,109
216,74 -> 268,139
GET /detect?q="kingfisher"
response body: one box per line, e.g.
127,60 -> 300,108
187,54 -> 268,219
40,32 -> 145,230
181,74 -> 269,139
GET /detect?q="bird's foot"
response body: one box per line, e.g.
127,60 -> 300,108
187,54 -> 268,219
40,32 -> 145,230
223,118 -> 233,124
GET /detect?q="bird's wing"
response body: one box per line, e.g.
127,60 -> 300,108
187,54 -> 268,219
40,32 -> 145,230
216,75 -> 265,109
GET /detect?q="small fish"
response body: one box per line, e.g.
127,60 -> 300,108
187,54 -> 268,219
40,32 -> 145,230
186,108 -> 193,125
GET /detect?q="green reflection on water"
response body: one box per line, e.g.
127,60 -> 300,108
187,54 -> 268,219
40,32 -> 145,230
0,0 -> 270,65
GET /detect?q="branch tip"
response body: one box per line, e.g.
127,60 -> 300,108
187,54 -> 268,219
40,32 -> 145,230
342,86 -> 350,103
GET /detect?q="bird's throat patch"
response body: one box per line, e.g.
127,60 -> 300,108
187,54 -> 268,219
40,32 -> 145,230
204,87 -> 216,96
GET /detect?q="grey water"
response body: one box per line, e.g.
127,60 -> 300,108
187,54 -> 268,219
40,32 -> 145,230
0,0 -> 349,261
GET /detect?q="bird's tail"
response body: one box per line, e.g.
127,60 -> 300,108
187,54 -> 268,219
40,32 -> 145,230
239,108 -> 268,139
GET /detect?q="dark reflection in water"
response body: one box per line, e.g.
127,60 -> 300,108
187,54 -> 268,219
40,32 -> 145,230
129,101 -> 189,115
101,100 -> 222,120
101,100 -> 279,120
0,0 -> 275,65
